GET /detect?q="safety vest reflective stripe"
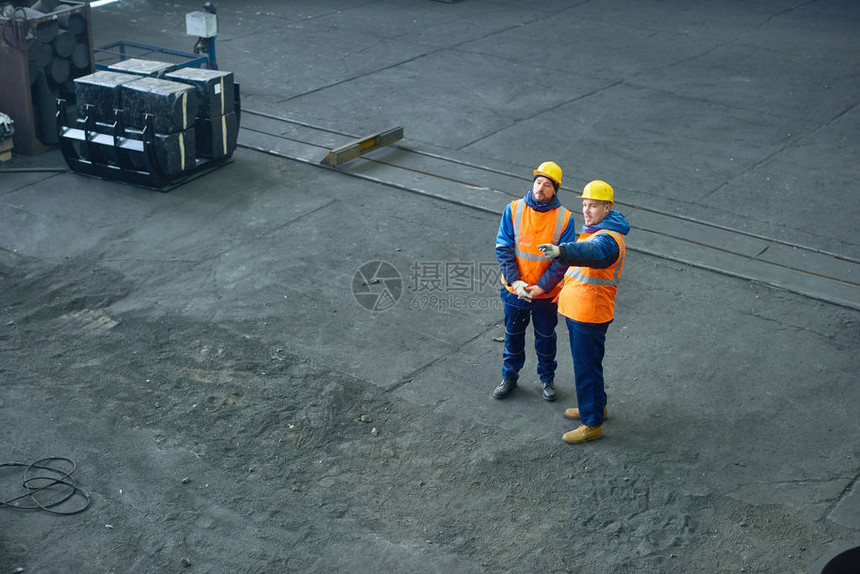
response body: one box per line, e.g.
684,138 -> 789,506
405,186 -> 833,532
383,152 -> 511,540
512,200 -> 567,244
512,200 -> 524,236
565,238 -> 624,284
501,199 -> 572,299
551,207 -> 566,244
557,229 -> 625,323
565,266 -> 620,286
515,250 -> 551,262
511,200 -> 527,260
565,230 -> 624,282
512,200 -> 566,262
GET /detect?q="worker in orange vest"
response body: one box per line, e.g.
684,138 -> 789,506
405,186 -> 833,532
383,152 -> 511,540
537,180 -> 630,443
494,162 -> 576,401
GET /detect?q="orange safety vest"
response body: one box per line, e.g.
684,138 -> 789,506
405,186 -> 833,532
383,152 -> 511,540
557,229 -> 625,323
500,199 -> 572,299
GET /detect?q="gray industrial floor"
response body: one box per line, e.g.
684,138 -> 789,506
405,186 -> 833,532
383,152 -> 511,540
1,1 -> 858,572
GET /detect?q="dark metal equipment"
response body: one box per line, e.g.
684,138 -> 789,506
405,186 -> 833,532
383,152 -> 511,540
57,72 -> 240,191
56,2 -> 240,190
0,0 -> 95,154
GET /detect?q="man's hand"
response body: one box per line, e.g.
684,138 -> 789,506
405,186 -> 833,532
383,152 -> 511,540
537,244 -> 560,259
511,280 -> 532,301
525,285 -> 545,298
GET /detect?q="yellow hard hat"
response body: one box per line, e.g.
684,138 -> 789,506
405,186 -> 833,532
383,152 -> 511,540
580,180 -> 614,203
533,161 -> 562,188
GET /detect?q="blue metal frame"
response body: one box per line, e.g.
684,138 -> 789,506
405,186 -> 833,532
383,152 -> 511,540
94,40 -> 215,71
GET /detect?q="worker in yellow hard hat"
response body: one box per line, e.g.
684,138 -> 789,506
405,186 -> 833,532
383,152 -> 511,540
493,161 -> 576,402
537,180 -> 630,443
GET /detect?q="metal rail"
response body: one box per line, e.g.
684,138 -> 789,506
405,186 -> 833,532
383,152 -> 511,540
243,109 -> 857,264
237,108 -> 860,311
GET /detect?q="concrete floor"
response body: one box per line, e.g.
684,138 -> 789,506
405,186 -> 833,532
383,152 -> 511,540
1,1 -> 858,572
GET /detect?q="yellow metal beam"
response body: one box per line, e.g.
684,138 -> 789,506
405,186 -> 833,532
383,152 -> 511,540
321,126 -> 403,167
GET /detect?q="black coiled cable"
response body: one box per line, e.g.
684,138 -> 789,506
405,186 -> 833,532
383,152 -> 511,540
0,457 -> 91,515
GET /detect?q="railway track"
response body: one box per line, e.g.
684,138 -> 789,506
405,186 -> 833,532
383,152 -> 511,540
237,109 -> 860,312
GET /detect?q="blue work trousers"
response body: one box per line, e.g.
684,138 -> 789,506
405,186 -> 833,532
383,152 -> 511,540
502,300 -> 558,383
566,317 -> 609,427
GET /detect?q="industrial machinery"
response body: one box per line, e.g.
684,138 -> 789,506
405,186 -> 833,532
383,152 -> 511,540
0,0 -> 95,154
56,2 -> 239,190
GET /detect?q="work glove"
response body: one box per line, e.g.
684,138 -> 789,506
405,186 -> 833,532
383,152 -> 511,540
511,280 -> 532,301
537,243 -> 560,259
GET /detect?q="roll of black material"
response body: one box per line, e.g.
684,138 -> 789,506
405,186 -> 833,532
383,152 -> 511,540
52,31 -> 76,62
49,56 -> 70,84
165,68 -> 235,119
19,7 -> 59,43
67,12 -> 87,35
53,5 -> 88,35
31,0 -> 59,12
27,38 -> 53,67
29,63 -> 42,85
52,29 -> 75,57
31,69 -> 59,144
71,42 -> 90,69
120,77 -> 198,134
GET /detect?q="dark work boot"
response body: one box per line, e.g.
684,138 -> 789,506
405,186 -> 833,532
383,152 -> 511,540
541,380 -> 556,402
493,378 -> 517,399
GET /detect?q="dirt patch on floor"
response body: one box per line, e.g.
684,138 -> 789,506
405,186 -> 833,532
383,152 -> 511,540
0,256 -> 847,572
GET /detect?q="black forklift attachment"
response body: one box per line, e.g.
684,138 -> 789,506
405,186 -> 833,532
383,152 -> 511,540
55,2 -> 234,190
57,69 -> 240,191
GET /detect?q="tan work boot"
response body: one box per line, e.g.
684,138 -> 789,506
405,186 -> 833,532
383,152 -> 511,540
563,406 -> 608,420
562,424 -> 603,444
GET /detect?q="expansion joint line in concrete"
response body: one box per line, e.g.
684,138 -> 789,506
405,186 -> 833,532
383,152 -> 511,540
755,0 -> 822,31
383,320 -> 504,394
275,44 -> 450,105
254,198 -> 338,240
0,171 -> 66,198
822,99 -> 860,129
700,136 -> 800,202
458,78 -> 625,151
274,7 -> 571,108
658,2 -> 818,75
828,472 -> 860,519
701,96 -> 860,203
148,199 -> 340,269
